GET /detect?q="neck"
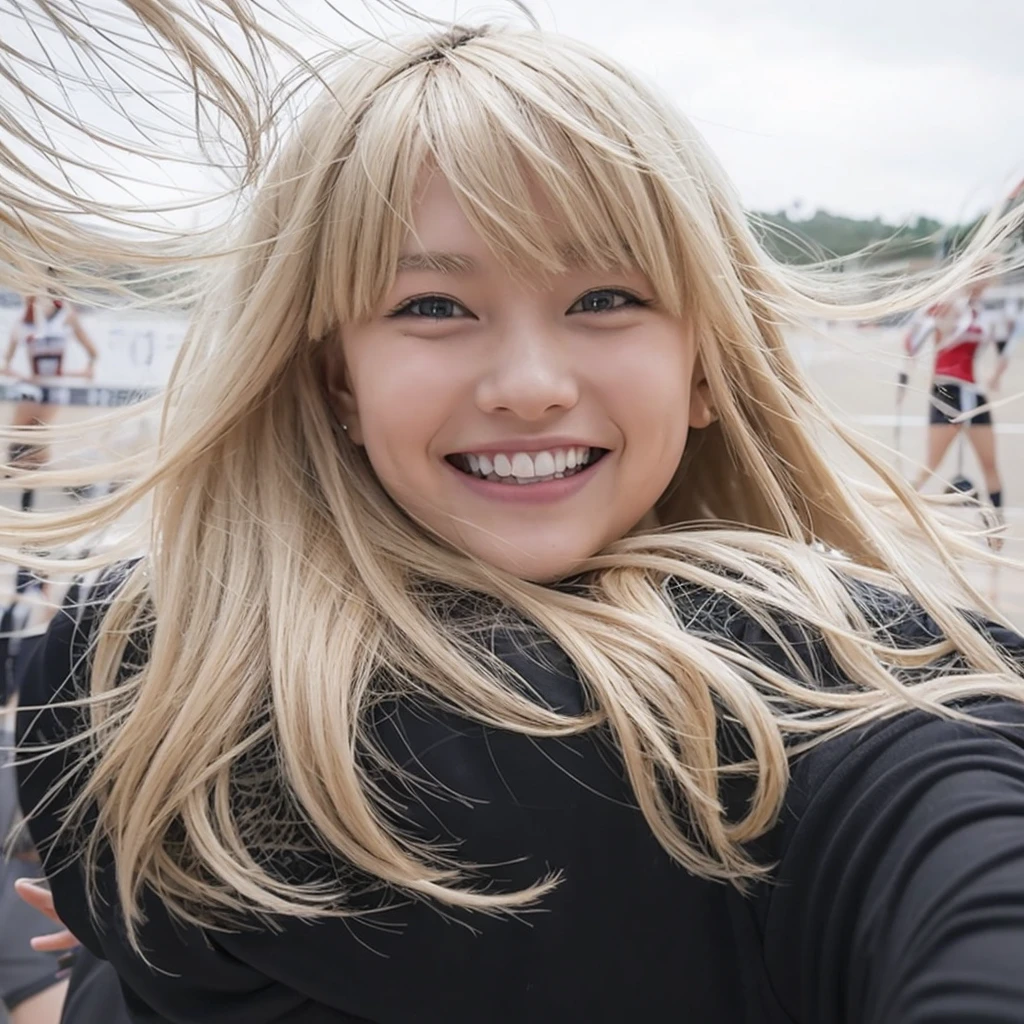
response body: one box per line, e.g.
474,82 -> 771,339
633,509 -> 660,533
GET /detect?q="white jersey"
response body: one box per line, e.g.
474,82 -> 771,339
903,296 -> 1018,389
18,300 -> 71,378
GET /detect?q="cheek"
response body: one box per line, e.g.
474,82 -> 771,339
600,333 -> 694,452
344,339 -> 466,471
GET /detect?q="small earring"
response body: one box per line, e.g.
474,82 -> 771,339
341,423 -> 349,432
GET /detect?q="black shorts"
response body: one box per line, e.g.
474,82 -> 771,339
928,383 -> 992,426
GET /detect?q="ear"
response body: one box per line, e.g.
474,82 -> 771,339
688,358 -> 717,430
322,339 -> 365,444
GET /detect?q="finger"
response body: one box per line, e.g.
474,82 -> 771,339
31,929 -> 80,953
14,878 -> 62,924
15,878 -> 54,907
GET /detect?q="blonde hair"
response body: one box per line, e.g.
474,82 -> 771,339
7,17 -> 1024,948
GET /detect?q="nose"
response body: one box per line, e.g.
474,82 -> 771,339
475,321 -> 580,421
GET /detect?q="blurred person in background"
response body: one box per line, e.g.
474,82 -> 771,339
900,277 -> 1017,541
992,295 -> 1023,381
2,277 -> 99,513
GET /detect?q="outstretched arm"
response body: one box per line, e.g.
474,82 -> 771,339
766,693 -> 1024,1024
897,312 -> 935,397
989,352 -> 1010,393
989,311 -> 1021,392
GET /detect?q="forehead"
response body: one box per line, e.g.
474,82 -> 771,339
401,170 -> 622,274
314,77 -> 696,329
405,171 -> 488,251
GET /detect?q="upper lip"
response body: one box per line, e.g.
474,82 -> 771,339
447,437 -> 608,456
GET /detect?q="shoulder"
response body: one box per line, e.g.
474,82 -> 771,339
16,561 -> 138,720
15,561 -> 142,842
784,697 -> 1024,830
665,571 -> 1024,673
763,577 -> 1024,806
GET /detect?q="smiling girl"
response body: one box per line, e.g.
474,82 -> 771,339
333,171 -> 701,580
10,19 -> 1024,1024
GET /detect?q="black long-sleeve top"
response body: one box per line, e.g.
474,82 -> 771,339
15,577 -> 1024,1023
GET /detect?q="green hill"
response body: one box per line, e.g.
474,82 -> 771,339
753,209 -> 947,265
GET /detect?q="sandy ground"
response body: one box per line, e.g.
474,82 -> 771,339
795,321 -> 1024,627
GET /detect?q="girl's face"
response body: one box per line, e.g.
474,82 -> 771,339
333,173 -> 713,582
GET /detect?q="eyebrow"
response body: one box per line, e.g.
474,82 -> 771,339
395,251 -> 478,274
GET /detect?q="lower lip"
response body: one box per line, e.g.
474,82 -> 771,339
445,455 -> 609,504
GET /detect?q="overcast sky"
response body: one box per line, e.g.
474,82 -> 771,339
6,0 -> 1023,228
537,0 -> 1024,222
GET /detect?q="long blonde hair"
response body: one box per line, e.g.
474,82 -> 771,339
8,18 -> 1024,947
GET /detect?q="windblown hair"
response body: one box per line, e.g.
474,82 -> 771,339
6,11 -> 1024,947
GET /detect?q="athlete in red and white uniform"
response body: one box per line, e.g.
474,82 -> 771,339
901,280 -> 1017,517
20,298 -> 73,378
2,286 -> 99,511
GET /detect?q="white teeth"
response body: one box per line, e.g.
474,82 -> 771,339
534,450 -> 555,476
510,452 -> 535,478
455,446 -> 603,484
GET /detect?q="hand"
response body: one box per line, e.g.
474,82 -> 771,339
14,878 -> 81,952
988,374 -> 1002,395
81,361 -> 95,381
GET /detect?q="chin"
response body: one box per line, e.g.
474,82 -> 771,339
466,541 -> 599,586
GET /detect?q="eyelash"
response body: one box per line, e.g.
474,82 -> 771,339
568,289 -> 653,315
386,295 -> 472,319
386,288 -> 653,319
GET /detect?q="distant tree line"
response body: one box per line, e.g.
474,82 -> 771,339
3,205 -> 1020,303
754,209 -> 959,265
752,204 -> 1024,266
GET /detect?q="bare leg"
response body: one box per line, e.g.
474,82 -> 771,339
9,401 -> 56,468
8,401 -> 56,511
913,423 -> 959,491
965,424 -> 1002,497
966,424 -> 1005,549
10,980 -> 69,1024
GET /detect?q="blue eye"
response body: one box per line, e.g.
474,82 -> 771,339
568,289 -> 649,314
388,296 -> 472,320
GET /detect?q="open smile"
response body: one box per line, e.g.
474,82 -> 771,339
445,446 -> 611,485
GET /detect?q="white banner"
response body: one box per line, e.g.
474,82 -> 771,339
0,303 -> 188,393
